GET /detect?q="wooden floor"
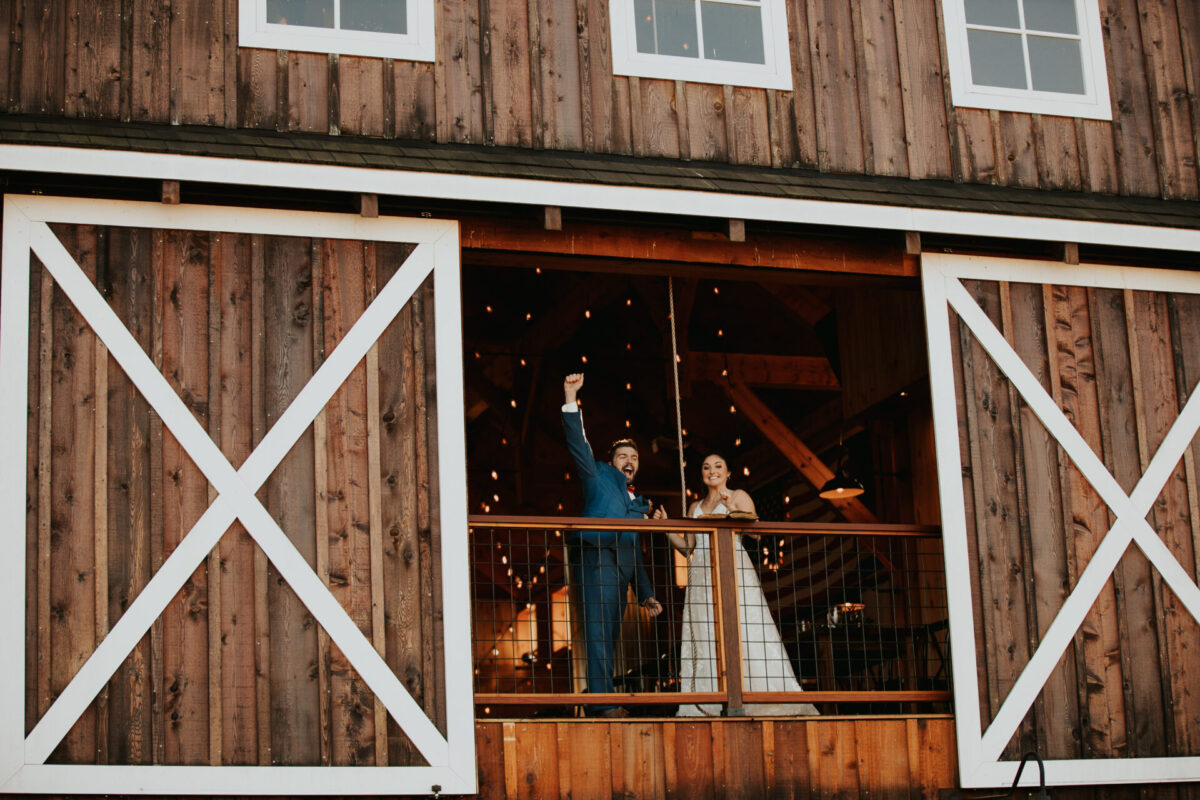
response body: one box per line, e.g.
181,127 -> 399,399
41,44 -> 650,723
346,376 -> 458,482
473,715 -> 957,799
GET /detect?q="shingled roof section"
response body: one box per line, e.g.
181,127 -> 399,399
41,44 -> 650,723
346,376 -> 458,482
2,114 -> 1199,230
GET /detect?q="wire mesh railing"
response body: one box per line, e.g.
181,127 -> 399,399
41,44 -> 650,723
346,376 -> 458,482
469,516 -> 949,718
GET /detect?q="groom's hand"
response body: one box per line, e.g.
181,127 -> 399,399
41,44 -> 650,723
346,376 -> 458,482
564,373 -> 584,403
651,504 -> 667,520
642,597 -> 663,617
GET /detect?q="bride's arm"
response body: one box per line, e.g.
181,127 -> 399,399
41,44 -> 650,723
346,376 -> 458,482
729,489 -> 757,515
662,503 -> 698,554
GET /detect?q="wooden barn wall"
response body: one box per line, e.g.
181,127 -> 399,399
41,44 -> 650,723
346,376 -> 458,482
950,277 -> 1200,763
473,717 -> 958,800
3,0 -> 1198,200
21,222 -> 445,766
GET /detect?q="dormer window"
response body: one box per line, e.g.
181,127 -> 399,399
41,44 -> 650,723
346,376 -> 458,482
941,0 -> 1111,119
238,0 -> 435,61
609,0 -> 793,91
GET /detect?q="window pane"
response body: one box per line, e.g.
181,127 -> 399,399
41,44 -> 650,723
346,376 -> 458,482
964,0 -> 1019,29
341,0 -> 407,33
700,2 -> 765,64
1022,0 -> 1078,34
1028,35 -> 1084,93
267,0 -> 333,27
967,29 -> 1027,89
635,0 -> 699,58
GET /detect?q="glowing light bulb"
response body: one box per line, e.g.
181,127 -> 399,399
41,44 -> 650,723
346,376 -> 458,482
520,358 -> 527,367
510,399 -> 517,408
493,493 -> 500,502
626,298 -> 632,306
535,268 -> 542,274
501,555 -> 508,565
581,356 -> 588,364
625,383 -> 632,390
486,305 -> 493,313
713,287 -> 720,295
585,309 -> 591,319
784,495 -> 791,504
491,470 -> 499,480
625,420 -> 631,428
730,405 -> 737,414
717,329 -> 724,337
743,467 -> 750,476
525,312 -> 532,321
474,351 -> 481,359
735,437 -> 741,446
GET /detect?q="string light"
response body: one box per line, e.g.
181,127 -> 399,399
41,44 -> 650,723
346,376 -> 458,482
625,420 -> 631,428
557,503 -> 564,511
493,493 -> 500,502
784,495 -> 791,504
484,504 -> 491,513
743,467 -> 750,477
625,382 -> 632,390
520,358 -> 527,367
525,312 -> 532,321
713,286 -> 720,295
721,369 -> 728,377
581,355 -> 588,364
717,329 -> 724,337
681,427 -> 687,436
535,268 -> 542,274
501,437 -> 508,445
474,351 -> 481,359
730,405 -> 737,414
486,305 -> 493,313
676,354 -> 682,363
626,298 -> 632,306
735,437 -> 741,446
626,343 -> 632,351
491,470 -> 498,480
501,555 -> 508,565
510,399 -> 518,408
584,309 -> 591,319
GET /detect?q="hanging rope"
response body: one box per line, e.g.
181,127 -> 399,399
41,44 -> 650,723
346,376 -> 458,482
667,277 -> 687,517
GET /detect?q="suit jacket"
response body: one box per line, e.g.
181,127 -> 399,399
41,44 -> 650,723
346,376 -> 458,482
564,407 -> 652,544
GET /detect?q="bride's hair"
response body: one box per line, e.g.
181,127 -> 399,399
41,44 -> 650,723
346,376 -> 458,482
700,451 -> 731,474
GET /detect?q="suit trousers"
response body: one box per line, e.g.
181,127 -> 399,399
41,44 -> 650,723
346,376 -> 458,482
569,540 -> 641,712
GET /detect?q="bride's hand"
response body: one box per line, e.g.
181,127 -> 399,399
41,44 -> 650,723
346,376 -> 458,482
719,490 -> 731,505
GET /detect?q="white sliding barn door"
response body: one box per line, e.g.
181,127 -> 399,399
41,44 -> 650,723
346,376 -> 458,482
0,196 -> 474,795
923,253 -> 1200,788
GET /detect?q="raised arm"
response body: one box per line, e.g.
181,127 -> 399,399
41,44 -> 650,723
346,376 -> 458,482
561,373 -> 599,478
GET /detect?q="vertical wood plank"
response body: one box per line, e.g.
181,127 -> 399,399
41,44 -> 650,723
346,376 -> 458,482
1077,118 -> 1121,194
170,0 -> 224,125
1045,284 -> 1126,759
393,60 -> 437,141
669,721 -> 714,799
206,237 -> 223,767
806,0 -> 864,172
310,240 -> 332,766
993,112 -> 1038,189
584,0 -> 619,152
1089,286 -> 1168,759
906,717 -> 957,798
17,0 -> 66,114
893,0 -> 952,180
36,263 -> 54,724
284,51 -> 330,133
685,83 -> 728,162
638,78 -> 681,159
1138,0 -> 1200,199
487,0 -> 534,148
815,720 -> 860,798
537,0 -> 583,150
64,0 -> 122,118
513,721 -> 561,799
771,719 -> 812,799
363,247 -> 389,766
337,56 -> 386,136
855,718 -> 909,799
574,0 -> 594,152
160,229 -> 212,765
785,0 -> 819,168
853,0 -> 907,176
436,0 -> 485,143
215,233 -> 258,765
1102,0 -> 1162,197
149,229 -> 166,765
236,47 -> 279,130
1179,1 -> 1200,198
49,226 -> 98,762
3,0 -> 17,112
727,88 -> 772,167
250,233 -> 272,766
1033,115 -> 1084,191
130,0 -> 171,122
262,234 -> 320,765
723,723 -> 765,797
475,722 -> 507,800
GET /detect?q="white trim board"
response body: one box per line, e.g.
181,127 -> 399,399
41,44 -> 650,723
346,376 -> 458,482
0,145 -> 1197,254
0,195 -> 475,796
922,252 -> 1200,788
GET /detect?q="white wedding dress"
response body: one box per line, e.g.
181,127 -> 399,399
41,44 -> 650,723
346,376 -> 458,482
677,503 -> 818,717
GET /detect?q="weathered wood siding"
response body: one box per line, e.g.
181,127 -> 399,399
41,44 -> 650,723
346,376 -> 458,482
23,223 -> 443,766
950,277 -> 1200,762
3,0 -> 1197,199
474,716 -> 958,799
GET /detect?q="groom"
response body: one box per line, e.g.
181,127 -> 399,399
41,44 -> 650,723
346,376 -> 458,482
561,373 -> 665,718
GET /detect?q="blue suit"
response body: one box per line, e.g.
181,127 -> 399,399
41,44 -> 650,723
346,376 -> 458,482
562,408 -> 656,712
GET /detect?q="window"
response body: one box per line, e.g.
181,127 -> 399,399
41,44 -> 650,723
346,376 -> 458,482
238,0 -> 435,61
941,0 -> 1111,119
609,0 -> 793,90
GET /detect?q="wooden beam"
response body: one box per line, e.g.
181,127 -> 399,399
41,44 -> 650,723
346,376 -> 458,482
544,206 -> 563,231
728,218 -> 746,242
687,351 -> 840,390
161,180 -> 180,204
1057,241 -> 1080,264
460,217 -> 913,277
904,231 -> 922,255
725,381 -> 877,524
357,192 -> 379,218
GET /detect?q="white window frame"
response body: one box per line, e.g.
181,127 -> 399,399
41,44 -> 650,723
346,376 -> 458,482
609,0 -> 793,91
940,0 -> 1111,120
0,196 -> 474,795
923,253 -> 1200,787
238,0 -> 436,61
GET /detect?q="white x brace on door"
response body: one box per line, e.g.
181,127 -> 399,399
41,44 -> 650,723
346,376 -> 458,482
0,195 -> 475,795
923,253 -> 1200,787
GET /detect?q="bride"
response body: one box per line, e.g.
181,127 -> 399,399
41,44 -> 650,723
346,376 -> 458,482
665,452 -> 817,717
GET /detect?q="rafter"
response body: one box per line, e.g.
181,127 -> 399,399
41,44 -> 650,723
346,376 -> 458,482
724,381 -> 877,524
